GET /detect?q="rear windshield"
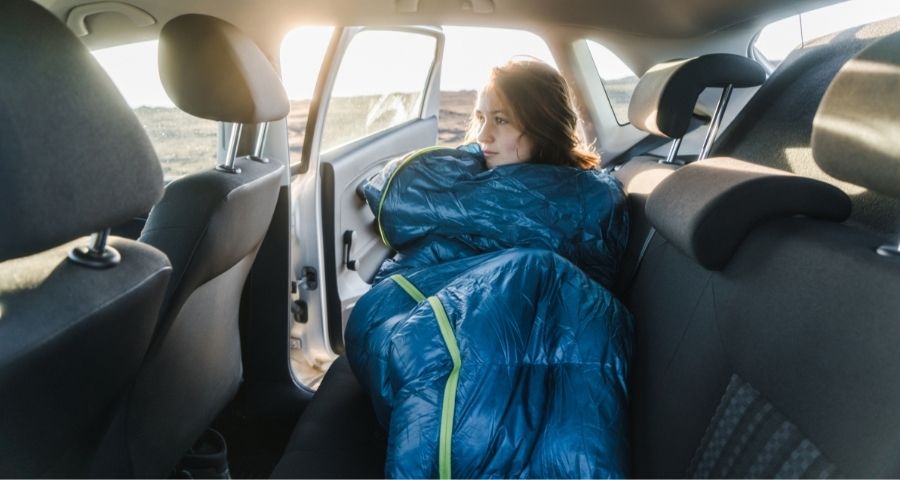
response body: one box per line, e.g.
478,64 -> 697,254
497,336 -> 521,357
752,0 -> 900,73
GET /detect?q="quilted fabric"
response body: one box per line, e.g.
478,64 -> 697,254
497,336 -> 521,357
345,145 -> 633,478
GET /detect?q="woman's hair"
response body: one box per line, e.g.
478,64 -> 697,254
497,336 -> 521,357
466,59 -> 600,169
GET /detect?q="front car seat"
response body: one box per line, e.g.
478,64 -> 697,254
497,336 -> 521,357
0,0 -> 171,476
109,14 -> 289,477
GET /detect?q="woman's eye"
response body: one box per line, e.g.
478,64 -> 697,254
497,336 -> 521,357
494,116 -> 507,125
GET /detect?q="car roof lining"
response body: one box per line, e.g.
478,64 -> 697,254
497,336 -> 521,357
41,0 -> 842,49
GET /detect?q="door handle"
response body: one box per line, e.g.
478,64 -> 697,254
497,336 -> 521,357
343,230 -> 358,271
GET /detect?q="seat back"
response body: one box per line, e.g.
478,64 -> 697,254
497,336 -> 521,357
0,0 -> 170,476
117,14 -> 289,477
627,28 -> 900,477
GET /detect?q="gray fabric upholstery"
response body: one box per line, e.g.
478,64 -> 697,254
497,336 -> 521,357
645,157 -> 851,270
717,218 -> 900,477
628,54 -> 765,139
159,14 -> 290,123
141,158 -> 284,323
625,234 -> 732,477
0,239 -> 170,477
122,157 -> 283,477
812,30 -> 900,199
0,0 -> 163,262
127,255 -> 256,477
688,374 -> 839,478
627,215 -> 900,477
712,16 -> 900,235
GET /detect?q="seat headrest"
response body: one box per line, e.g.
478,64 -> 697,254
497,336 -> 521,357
812,30 -> 900,199
628,53 -> 766,138
159,14 -> 290,123
646,157 -> 851,270
0,0 -> 164,262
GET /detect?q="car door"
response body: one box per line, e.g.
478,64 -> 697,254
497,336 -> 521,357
290,26 -> 444,365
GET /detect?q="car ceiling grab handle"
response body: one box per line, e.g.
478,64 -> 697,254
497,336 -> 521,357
66,2 -> 156,37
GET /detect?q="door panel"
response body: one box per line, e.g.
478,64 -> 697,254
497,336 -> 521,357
290,26 -> 444,362
321,117 -> 439,352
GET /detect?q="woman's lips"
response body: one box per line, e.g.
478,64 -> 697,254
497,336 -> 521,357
483,150 -> 498,156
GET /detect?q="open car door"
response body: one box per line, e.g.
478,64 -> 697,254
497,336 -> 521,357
290,26 -> 444,382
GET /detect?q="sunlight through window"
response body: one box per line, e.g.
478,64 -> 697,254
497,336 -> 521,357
753,0 -> 900,71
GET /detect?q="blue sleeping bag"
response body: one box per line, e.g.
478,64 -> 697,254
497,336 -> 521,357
345,144 -> 633,478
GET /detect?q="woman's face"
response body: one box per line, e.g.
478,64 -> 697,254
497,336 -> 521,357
474,87 -> 534,168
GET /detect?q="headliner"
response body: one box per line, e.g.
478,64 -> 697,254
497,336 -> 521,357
38,0 -> 842,40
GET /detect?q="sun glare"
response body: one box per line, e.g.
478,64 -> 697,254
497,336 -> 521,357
280,26 -> 335,100
279,25 -> 558,100
92,40 -> 173,108
755,0 -> 900,64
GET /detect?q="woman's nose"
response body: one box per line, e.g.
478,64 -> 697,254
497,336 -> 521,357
477,123 -> 492,143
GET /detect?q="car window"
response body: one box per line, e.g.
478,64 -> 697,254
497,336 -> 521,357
92,40 -> 217,180
280,26 -> 558,156
752,0 -> 900,73
319,30 -> 437,152
585,40 -> 639,125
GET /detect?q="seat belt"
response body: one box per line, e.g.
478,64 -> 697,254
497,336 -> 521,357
622,226 -> 657,293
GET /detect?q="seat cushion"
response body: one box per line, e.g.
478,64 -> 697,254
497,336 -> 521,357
271,356 -> 386,478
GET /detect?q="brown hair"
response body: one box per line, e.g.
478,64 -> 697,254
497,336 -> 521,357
466,59 -> 599,169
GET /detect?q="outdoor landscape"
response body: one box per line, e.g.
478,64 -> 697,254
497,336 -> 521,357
134,90 -> 478,178
134,79 -> 634,179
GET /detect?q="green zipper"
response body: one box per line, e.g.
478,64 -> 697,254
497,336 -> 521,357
389,274 -> 461,479
389,273 -> 426,303
376,146 -> 448,249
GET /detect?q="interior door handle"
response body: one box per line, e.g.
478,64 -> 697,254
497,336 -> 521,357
343,230 -> 358,271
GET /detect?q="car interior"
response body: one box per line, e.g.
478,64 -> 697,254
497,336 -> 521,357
1,0 -> 899,477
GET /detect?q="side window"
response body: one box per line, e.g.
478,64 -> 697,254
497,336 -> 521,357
585,40 -> 639,125
320,30 -> 437,152
752,0 -> 900,72
280,27 -> 557,152
92,40 -> 217,179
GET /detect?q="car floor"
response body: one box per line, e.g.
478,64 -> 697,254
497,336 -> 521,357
210,391 -> 300,478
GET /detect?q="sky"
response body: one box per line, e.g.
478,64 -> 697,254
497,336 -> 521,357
92,0 -> 898,107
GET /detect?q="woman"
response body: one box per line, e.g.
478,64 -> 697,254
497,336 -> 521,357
346,59 -> 632,479
471,59 -> 599,170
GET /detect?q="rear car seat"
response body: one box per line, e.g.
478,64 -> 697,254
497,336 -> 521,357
612,53 -> 764,294
274,19 -> 900,479
626,29 -> 900,477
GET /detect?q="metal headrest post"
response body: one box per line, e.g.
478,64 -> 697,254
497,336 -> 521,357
216,122 -> 243,174
68,228 -> 121,268
697,84 -> 734,162
251,122 -> 270,163
662,137 -> 683,164
877,242 -> 900,257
